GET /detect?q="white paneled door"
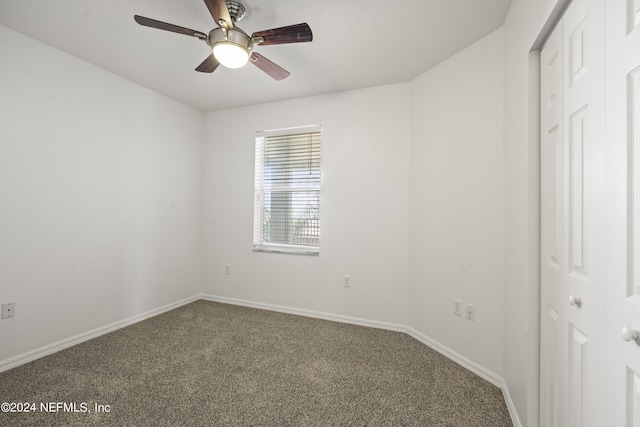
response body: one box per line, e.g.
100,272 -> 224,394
540,18 -> 565,426
540,0 -> 604,425
541,0 -> 640,425
610,0 -> 640,426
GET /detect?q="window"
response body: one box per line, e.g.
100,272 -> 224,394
253,125 -> 321,255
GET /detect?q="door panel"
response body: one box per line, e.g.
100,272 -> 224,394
568,15 -> 588,87
631,66 -> 640,299
540,0 -> 604,425
541,20 -> 565,426
625,0 -> 640,423
549,123 -> 562,268
568,105 -> 587,278
628,0 -> 640,34
541,305 -> 561,426
568,324 -> 588,427
628,367 -> 640,426
600,0 -> 640,425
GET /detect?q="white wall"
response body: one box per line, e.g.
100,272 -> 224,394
203,85 -> 410,325
407,29 -> 505,376
0,25 -> 204,364
502,1 -> 568,425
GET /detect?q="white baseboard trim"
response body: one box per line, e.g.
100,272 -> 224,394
405,327 -> 502,388
200,294 -> 407,333
0,295 -> 200,373
500,377 -> 523,427
406,328 -> 521,427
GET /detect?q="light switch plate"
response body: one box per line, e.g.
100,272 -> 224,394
453,299 -> 463,316
343,275 -> 352,288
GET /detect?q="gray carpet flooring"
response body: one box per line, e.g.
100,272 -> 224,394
0,300 -> 513,426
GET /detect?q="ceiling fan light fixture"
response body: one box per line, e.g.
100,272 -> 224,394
213,42 -> 249,68
210,27 -> 251,69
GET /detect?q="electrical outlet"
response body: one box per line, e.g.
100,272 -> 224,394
343,275 -> 352,288
453,299 -> 463,316
2,301 -> 15,319
465,304 -> 475,321
225,264 -> 230,275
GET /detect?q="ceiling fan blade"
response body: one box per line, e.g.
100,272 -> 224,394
195,54 -> 220,73
134,15 -> 207,40
249,53 -> 290,81
203,0 -> 233,29
251,23 -> 313,46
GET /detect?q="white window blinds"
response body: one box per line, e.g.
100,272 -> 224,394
253,125 -> 321,254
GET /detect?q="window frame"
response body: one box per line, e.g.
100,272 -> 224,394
253,125 -> 322,255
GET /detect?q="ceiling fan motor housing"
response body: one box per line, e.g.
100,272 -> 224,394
208,27 -> 253,52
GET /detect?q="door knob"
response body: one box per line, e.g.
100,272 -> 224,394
622,327 -> 639,343
569,295 -> 582,308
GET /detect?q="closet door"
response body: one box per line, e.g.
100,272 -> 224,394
606,1 -> 640,426
540,0 -> 605,425
540,18 -> 564,427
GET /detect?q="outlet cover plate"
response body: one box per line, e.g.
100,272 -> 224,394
465,303 -> 475,321
2,301 -> 15,319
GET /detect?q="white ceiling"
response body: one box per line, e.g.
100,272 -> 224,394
0,0 -> 512,112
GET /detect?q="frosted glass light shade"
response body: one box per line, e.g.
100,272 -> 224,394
213,43 -> 249,69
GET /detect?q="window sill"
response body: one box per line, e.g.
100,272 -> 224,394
253,244 -> 319,256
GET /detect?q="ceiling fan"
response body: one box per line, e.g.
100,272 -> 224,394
134,0 -> 313,80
